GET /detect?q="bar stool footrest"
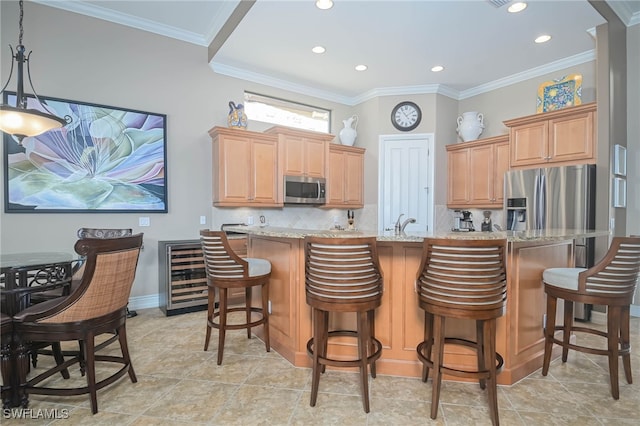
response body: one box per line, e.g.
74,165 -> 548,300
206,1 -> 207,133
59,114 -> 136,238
208,306 -> 267,331
417,337 -> 504,379
551,325 -> 630,357
306,330 -> 382,369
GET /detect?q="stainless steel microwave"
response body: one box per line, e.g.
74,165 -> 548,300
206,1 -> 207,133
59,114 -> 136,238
283,175 -> 326,204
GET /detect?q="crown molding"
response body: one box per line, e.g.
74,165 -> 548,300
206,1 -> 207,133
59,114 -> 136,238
459,50 -> 596,100
32,0 -> 211,46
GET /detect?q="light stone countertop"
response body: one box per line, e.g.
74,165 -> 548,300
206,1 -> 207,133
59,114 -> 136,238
223,226 -> 610,243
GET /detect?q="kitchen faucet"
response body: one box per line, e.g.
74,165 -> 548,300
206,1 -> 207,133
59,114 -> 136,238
394,214 -> 416,234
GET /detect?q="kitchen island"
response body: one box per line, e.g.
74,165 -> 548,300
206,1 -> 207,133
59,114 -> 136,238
224,226 -> 609,385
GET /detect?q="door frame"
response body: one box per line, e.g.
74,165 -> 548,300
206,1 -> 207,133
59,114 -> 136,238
377,133 -> 434,233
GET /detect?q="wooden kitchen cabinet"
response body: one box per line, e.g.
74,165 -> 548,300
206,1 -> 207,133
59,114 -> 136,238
447,135 -> 509,209
324,144 -> 365,208
504,102 -> 596,169
265,126 -> 335,178
210,126 -> 280,207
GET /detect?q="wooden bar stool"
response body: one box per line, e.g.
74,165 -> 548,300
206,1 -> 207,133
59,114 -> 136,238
542,236 -> 640,399
200,230 -> 271,365
416,238 -> 507,426
304,236 -> 383,413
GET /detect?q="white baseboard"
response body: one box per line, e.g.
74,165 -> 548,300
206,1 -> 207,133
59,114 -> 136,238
128,293 -> 161,311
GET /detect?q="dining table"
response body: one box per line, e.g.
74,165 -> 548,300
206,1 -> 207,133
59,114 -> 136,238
1,252 -> 77,316
1,251 -> 78,409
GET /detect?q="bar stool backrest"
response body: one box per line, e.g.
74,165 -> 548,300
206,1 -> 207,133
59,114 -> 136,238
579,236 -> 640,297
417,238 -> 507,313
200,230 -> 249,280
304,237 -> 383,308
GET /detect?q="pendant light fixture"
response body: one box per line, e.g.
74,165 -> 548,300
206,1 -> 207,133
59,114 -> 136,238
0,0 -> 67,143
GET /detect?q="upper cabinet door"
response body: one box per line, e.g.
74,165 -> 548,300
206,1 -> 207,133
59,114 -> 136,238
548,110 -> 594,163
251,138 -> 279,204
447,135 -> 509,209
266,126 -> 335,179
509,122 -> 548,167
210,127 -> 281,207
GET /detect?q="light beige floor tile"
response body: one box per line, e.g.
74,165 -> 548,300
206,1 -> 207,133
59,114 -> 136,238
244,357 -> 310,390
366,397 -> 441,425
140,378 -> 238,423
440,405 -> 522,426
515,411 -> 603,426
290,391 -> 368,425
214,384 -> 301,425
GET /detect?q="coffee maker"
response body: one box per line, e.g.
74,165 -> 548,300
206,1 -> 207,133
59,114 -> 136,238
459,210 -> 475,231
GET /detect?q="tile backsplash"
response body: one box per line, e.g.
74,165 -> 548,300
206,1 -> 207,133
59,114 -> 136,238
211,204 -> 505,234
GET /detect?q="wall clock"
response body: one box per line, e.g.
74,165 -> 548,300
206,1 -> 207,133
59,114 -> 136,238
391,101 -> 421,131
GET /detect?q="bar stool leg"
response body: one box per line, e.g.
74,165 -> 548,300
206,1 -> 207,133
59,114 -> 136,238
357,310 -> 371,413
217,288 -> 228,365
261,281 -> 270,352
621,306 -> 633,384
367,309 -> 377,378
430,315 -> 445,420
608,306 -> 621,399
310,308 -> 324,407
542,295 -> 558,376
483,319 -> 499,426
204,288 -> 215,351
421,311 -> 434,383
245,287 -> 253,339
476,320 -> 486,390
562,300 -> 573,362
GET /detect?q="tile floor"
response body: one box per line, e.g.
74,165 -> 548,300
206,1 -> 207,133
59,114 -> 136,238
4,308 -> 639,425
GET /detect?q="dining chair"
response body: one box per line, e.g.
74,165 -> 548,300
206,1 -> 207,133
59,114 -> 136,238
541,236 -> 640,399
29,227 -> 136,371
12,233 -> 143,413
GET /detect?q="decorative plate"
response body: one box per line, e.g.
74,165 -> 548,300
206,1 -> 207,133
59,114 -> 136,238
536,74 -> 582,113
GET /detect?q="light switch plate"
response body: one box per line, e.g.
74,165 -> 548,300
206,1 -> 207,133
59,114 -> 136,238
139,217 -> 150,227
200,216 -> 206,225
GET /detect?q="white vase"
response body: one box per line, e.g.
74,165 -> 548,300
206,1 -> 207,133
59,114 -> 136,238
339,115 -> 358,146
456,111 -> 484,142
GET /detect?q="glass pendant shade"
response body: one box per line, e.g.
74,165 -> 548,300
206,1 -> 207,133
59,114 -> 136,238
0,104 -> 66,139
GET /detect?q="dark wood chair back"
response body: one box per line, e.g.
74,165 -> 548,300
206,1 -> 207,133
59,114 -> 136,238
577,236 -> 640,300
416,238 -> 507,317
304,236 -> 383,312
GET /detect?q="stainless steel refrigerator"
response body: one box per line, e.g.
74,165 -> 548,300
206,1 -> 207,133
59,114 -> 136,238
504,164 -> 596,320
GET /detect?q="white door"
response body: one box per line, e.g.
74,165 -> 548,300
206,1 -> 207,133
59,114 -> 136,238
378,134 -> 433,233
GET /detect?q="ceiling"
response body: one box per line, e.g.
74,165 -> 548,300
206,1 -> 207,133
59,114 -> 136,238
33,1 -> 640,105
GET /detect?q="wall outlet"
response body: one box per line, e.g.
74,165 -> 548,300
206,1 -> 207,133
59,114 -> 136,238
200,216 -> 206,225
139,217 -> 150,227
248,216 -> 254,225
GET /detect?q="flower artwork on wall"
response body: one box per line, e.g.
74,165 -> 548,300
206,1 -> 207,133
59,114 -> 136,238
3,92 -> 167,213
536,74 -> 582,113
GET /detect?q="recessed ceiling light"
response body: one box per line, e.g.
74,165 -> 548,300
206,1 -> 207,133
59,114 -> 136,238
508,2 -> 527,13
535,35 -> 552,44
431,65 -> 444,72
355,64 -> 367,71
312,46 -> 326,54
316,0 -> 333,10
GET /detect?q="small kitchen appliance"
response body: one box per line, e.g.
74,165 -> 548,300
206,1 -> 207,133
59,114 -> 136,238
459,211 -> 475,232
283,175 -> 326,205
481,210 -> 493,232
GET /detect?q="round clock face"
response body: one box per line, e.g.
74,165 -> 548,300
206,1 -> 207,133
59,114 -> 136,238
391,101 -> 421,131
